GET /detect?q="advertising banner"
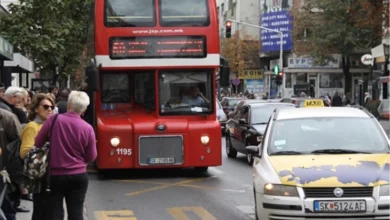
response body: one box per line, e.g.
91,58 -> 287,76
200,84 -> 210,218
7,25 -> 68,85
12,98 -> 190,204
260,0 -> 293,53
245,79 -> 264,93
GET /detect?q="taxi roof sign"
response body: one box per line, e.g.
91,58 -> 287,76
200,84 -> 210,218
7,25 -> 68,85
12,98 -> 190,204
303,99 -> 325,108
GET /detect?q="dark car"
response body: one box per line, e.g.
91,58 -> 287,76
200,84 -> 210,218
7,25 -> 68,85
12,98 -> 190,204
225,102 -> 296,165
228,99 -> 272,118
220,97 -> 244,115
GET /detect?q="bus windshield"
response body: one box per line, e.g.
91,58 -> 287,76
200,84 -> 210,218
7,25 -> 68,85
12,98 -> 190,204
159,71 -> 213,115
159,0 -> 209,27
102,73 -> 131,103
105,0 -> 155,27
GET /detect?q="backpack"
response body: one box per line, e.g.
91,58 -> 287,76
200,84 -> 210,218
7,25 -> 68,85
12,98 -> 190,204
4,137 -> 24,185
23,114 -> 58,182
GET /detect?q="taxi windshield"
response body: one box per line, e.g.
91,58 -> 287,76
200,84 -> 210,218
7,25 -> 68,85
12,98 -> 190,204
268,117 -> 389,155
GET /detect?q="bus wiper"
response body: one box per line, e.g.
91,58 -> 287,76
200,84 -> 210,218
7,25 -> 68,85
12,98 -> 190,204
270,151 -> 302,155
252,122 -> 268,125
311,149 -> 371,154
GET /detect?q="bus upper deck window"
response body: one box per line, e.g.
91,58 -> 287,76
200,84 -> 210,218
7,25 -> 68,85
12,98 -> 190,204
159,0 -> 210,27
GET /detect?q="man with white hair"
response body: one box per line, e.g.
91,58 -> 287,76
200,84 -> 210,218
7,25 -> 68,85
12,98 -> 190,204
34,91 -> 96,219
0,86 -> 28,124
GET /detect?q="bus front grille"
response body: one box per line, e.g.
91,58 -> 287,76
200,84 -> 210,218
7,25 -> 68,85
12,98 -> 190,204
138,136 -> 184,165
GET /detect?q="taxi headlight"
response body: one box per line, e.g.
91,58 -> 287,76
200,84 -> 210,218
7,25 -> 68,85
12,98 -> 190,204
264,183 -> 299,197
200,135 -> 210,145
110,137 -> 120,147
379,184 -> 390,196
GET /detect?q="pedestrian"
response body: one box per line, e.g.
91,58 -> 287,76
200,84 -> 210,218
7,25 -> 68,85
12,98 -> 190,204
0,87 -> 28,124
56,89 -> 69,114
0,108 -> 22,220
34,91 -> 97,220
19,93 -> 55,219
331,92 -> 343,107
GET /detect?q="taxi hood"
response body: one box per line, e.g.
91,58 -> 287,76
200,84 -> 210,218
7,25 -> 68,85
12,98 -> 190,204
268,154 -> 390,187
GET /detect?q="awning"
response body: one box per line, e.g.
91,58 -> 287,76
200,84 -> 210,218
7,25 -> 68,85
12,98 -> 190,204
282,68 -> 370,73
4,53 -> 34,72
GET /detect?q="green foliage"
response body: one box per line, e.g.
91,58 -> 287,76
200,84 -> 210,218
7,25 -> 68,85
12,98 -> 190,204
293,0 -> 383,65
0,0 -> 92,82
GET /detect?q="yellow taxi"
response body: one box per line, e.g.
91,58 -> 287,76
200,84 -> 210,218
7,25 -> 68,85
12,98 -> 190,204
280,97 -> 327,108
246,107 -> 390,220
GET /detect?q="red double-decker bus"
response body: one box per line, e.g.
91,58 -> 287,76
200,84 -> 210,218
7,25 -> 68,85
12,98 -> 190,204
86,0 -> 229,171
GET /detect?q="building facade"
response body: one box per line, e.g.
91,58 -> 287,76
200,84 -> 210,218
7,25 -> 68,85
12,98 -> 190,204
258,0 -> 377,100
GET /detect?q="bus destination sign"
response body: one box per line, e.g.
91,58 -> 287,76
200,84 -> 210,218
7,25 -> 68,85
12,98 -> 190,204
110,36 -> 206,59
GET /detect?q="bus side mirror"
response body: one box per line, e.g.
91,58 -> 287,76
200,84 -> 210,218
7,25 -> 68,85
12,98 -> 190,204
219,57 -> 230,87
86,61 -> 99,91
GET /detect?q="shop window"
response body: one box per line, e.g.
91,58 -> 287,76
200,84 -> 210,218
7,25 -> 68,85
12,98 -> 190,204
285,74 -> 292,88
320,73 -> 344,88
296,73 -> 307,85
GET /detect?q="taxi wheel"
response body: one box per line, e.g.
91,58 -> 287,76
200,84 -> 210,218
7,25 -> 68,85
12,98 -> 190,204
246,153 -> 254,166
226,136 -> 237,158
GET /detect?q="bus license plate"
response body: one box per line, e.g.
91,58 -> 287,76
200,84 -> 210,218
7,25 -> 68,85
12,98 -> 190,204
314,200 -> 366,212
148,157 -> 175,164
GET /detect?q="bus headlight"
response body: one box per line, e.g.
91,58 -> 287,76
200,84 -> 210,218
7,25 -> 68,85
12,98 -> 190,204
200,135 -> 210,145
110,137 -> 120,147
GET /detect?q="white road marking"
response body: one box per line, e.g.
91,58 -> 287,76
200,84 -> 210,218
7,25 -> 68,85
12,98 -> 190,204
249,214 -> 256,219
209,167 -> 224,175
242,184 -> 253,190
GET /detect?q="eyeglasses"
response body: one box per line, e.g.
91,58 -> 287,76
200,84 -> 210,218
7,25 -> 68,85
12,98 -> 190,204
41,105 -> 54,110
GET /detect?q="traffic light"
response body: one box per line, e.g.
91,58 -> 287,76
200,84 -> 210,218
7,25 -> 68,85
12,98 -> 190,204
225,21 -> 232,38
276,72 -> 283,86
273,65 -> 279,75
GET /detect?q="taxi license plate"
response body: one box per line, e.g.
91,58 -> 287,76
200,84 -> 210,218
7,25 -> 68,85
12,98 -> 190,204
147,157 -> 175,164
314,200 -> 366,212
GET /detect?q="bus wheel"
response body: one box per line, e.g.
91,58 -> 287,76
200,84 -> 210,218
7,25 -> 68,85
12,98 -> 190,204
194,167 -> 209,173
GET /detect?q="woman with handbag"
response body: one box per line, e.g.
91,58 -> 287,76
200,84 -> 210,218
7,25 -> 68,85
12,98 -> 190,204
19,93 -> 55,219
34,91 -> 97,220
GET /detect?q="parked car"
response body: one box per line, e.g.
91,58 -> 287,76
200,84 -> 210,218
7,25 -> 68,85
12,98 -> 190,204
228,99 -> 272,118
225,102 -> 295,165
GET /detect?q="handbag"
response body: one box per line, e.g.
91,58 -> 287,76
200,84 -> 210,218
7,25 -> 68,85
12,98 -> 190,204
23,114 -> 59,190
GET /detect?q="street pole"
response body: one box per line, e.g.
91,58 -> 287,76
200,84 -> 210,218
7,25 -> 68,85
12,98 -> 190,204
227,19 -> 284,97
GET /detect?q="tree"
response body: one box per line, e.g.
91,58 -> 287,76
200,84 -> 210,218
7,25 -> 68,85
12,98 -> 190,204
292,0 -> 384,93
221,31 -> 261,79
0,0 -> 91,84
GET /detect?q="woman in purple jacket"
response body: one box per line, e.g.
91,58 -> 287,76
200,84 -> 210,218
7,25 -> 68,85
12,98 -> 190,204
35,91 -> 97,220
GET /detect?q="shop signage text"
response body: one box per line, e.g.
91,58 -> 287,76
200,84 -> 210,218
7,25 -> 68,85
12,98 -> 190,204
288,58 -> 339,68
238,70 -> 263,79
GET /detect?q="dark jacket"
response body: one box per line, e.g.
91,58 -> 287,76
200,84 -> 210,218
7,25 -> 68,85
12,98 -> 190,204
0,98 -> 28,124
331,95 -> 343,107
56,100 -> 68,114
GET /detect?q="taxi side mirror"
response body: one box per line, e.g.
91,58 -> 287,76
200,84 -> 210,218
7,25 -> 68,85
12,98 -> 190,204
246,145 -> 260,158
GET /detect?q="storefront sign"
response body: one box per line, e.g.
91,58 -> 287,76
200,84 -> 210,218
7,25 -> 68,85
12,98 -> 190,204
288,57 -> 339,68
238,70 -> 263,79
0,36 -> 13,60
361,54 -> 373,65
245,79 -> 264,93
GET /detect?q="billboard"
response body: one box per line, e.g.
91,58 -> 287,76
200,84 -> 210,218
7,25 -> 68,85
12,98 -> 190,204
260,0 -> 293,53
